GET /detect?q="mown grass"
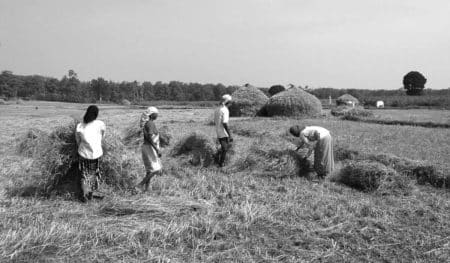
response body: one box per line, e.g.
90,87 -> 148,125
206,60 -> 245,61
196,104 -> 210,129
1,101 -> 450,262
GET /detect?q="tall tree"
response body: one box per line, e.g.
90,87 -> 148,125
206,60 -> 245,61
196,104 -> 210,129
403,71 -> 427,96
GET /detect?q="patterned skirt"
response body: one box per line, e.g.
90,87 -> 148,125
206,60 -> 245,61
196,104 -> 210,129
78,156 -> 101,195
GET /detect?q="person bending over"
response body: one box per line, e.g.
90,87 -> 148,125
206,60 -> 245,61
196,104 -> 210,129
289,125 -> 334,179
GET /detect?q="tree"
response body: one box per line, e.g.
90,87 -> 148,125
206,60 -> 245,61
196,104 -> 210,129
403,71 -> 427,96
268,85 -> 285,96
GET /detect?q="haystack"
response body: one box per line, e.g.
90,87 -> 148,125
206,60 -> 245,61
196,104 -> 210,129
123,124 -> 172,148
171,131 -> 217,167
336,161 -> 409,193
229,86 -> 269,117
121,99 -> 131,106
336,94 -> 359,106
16,98 -> 24,105
263,87 -> 322,117
14,121 -> 140,197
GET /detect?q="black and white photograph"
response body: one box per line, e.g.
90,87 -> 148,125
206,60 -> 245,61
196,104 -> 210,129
0,0 -> 449,262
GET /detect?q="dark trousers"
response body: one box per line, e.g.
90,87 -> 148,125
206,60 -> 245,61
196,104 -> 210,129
218,137 -> 230,166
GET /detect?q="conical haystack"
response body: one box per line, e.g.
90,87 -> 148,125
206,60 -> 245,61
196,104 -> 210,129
263,87 -> 322,117
229,86 -> 269,117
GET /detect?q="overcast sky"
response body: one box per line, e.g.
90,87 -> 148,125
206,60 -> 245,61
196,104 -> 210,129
1,0 -> 449,89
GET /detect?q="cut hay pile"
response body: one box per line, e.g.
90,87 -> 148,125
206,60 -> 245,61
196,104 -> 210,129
16,99 -> 24,105
235,137 -> 313,178
171,131 -> 217,167
336,94 -> 359,106
123,124 -> 172,149
335,146 -> 448,188
13,121 -> 140,197
331,106 -> 374,118
263,87 -> 322,117
229,86 -> 269,117
336,161 -> 411,194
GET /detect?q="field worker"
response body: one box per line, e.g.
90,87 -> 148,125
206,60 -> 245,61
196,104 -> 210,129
214,94 -> 233,167
138,106 -> 162,192
289,125 -> 334,179
75,105 -> 106,202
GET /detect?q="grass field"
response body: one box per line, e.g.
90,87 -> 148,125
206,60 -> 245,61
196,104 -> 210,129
1,101 -> 449,262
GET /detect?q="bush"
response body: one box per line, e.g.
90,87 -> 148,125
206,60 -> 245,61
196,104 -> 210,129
337,161 -> 408,193
229,86 -> 269,117
171,131 -> 217,167
263,87 -> 322,117
268,85 -> 286,97
11,121 -> 140,197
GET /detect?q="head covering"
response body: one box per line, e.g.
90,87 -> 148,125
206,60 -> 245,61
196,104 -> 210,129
221,94 -> 232,104
289,125 -> 306,137
140,106 -> 159,128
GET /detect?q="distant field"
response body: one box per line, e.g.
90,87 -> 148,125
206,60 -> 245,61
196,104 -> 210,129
1,101 -> 449,262
371,109 -> 450,124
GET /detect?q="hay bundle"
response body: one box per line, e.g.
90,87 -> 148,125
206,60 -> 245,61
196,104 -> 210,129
229,86 -> 269,117
14,121 -> 140,197
336,94 -> 359,106
16,98 -> 24,105
123,124 -> 172,148
337,161 -> 407,192
171,131 -> 217,167
17,128 -> 51,157
235,138 -> 312,178
263,87 -> 322,117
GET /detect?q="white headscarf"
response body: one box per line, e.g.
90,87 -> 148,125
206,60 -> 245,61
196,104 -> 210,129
140,106 -> 159,128
221,94 -> 232,104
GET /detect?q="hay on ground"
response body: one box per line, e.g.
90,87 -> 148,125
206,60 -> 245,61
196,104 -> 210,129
331,106 -> 374,118
334,146 -> 447,188
12,121 -> 140,197
263,87 -> 322,117
229,86 -> 269,117
235,138 -> 313,178
336,161 -> 410,193
171,131 -> 217,167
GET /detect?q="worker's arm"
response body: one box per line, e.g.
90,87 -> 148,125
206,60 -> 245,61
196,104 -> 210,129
75,131 -> 81,146
223,123 -> 233,142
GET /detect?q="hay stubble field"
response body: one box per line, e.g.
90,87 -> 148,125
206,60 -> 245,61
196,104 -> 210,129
1,101 -> 450,262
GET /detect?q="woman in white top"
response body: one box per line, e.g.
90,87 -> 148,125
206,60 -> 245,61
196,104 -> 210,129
289,125 -> 334,178
75,105 -> 106,202
137,106 -> 162,192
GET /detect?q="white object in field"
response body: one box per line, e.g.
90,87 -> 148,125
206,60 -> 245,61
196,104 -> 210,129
329,95 -> 332,105
376,101 -> 384,108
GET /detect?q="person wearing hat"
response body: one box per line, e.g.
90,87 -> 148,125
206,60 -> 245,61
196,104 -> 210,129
289,125 -> 334,179
214,94 -> 233,167
138,106 -> 162,191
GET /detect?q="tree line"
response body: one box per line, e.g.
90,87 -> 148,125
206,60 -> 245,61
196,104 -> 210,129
0,70 -> 237,103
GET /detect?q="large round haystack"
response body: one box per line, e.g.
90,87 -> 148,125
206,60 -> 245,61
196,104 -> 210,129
229,86 -> 269,117
336,94 -> 359,106
263,87 -> 322,117
16,99 -> 24,105
171,131 -> 217,167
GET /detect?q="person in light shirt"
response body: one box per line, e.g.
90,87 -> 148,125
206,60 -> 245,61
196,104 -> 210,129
137,106 -> 162,192
214,94 -> 233,167
75,105 -> 106,202
289,125 -> 334,179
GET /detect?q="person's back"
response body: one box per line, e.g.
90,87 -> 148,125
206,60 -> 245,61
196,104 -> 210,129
302,126 -> 330,140
76,119 -> 106,160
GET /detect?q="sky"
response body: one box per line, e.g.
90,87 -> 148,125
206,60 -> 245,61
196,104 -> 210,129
1,0 -> 449,89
